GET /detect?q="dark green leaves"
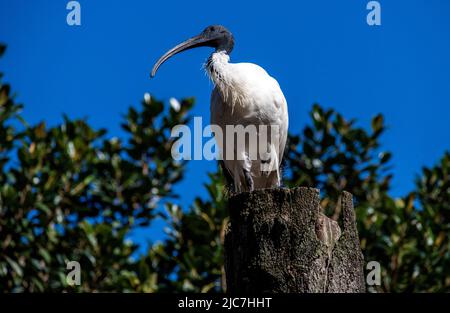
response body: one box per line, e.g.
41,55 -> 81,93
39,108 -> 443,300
0,44 -> 6,57
0,48 -> 191,292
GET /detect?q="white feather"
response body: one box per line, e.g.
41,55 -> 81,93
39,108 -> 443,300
207,51 -> 289,192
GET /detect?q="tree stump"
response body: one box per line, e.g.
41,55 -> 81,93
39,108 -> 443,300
224,187 -> 366,293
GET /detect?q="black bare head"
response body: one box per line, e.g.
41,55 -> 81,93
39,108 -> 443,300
199,25 -> 234,53
151,25 -> 234,77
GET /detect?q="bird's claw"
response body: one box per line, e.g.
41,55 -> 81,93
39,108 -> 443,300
243,169 -> 254,192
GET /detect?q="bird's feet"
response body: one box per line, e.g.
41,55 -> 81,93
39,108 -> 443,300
243,169 -> 254,192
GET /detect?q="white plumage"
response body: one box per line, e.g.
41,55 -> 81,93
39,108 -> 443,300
151,25 -> 288,193
207,51 -> 288,192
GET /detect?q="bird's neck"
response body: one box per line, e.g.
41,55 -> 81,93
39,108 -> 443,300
206,50 -> 241,110
205,51 -> 231,87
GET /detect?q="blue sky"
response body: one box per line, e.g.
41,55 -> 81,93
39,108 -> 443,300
1,0 -> 449,253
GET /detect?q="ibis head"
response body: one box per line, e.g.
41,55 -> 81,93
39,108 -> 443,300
151,25 -> 234,77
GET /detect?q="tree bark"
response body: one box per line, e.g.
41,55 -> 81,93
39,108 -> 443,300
224,187 -> 366,293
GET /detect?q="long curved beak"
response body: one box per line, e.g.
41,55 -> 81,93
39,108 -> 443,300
151,35 -> 212,78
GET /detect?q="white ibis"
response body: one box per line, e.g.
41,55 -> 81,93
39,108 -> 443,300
151,25 -> 288,193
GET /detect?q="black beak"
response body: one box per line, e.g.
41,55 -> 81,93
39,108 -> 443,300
151,34 -> 215,78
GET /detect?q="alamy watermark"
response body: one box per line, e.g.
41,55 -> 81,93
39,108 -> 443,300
66,260 -> 81,286
367,1 -> 381,26
171,116 -> 281,172
366,261 -> 381,289
66,1 -> 81,26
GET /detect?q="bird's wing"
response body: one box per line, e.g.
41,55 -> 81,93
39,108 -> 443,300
210,87 -> 229,165
210,63 -> 289,190
271,77 -> 288,166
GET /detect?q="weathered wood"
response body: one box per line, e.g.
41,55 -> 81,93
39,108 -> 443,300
224,187 -> 365,293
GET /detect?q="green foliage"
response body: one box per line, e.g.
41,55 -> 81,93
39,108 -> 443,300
409,153 -> 449,291
1,43 -> 449,292
148,172 -> 228,292
285,104 -> 391,217
0,44 -> 193,291
356,153 -> 449,292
